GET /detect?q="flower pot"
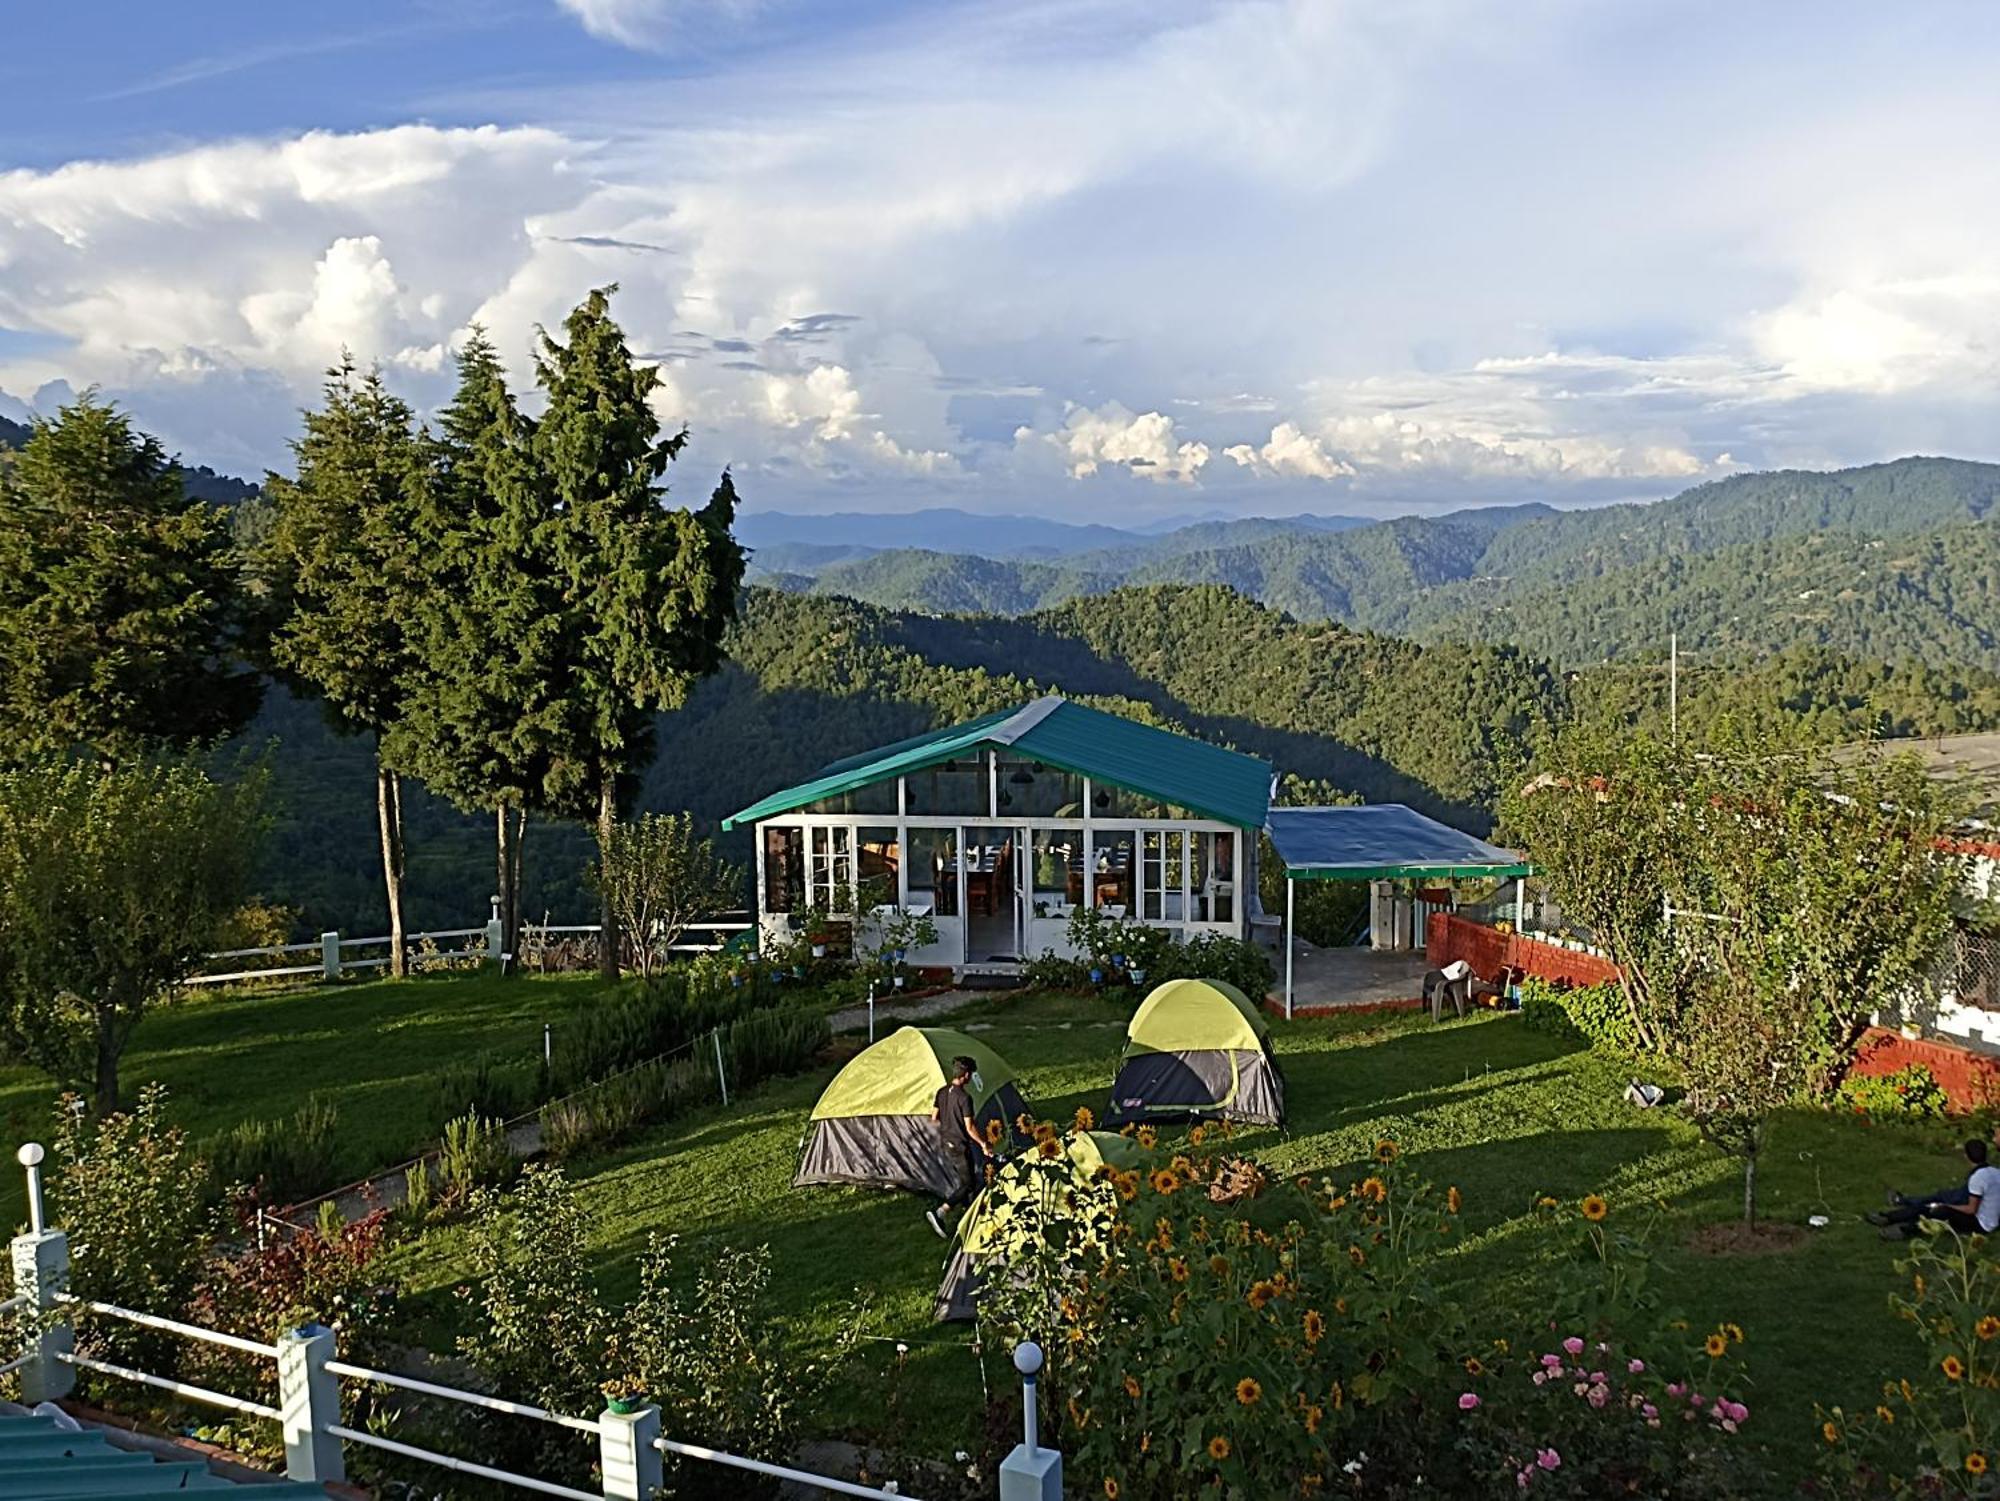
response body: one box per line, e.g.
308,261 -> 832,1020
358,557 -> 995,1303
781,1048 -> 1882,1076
1089,967 -> 1105,985
1129,968 -> 1147,986
811,943 -> 827,959
607,1396 -> 640,1415
893,975 -> 906,990
791,964 -> 805,979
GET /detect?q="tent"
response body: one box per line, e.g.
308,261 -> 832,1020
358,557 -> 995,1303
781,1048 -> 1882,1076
934,1129 -> 1147,1322
794,1026 -> 1031,1197
1105,978 -> 1285,1126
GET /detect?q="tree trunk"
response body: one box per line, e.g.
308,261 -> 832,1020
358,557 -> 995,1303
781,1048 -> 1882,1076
497,803 -> 516,967
597,771 -> 620,982
1742,1144 -> 1757,1227
509,806 -> 527,961
94,1013 -> 121,1117
377,754 -> 407,979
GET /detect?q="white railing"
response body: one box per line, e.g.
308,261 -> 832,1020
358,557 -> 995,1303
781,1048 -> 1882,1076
3,1140 -> 984,1500
182,910 -> 755,987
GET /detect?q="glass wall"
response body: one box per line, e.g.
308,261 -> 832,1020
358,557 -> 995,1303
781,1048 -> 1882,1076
1091,827 -> 1136,915
994,758 -> 1083,819
807,825 -> 854,909
905,826 -> 960,916
1193,831 -> 1235,923
762,826 -> 803,913
857,826 -> 900,908
1030,826 -> 1081,917
905,759 -> 988,816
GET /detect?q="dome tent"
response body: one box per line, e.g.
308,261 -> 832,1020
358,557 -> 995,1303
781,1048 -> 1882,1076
1105,978 -> 1285,1127
934,1129 -> 1148,1323
794,1026 -> 1030,1198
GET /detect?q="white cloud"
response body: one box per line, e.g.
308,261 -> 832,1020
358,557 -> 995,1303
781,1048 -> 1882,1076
553,0 -> 759,50
762,364 -> 863,442
1020,403 -> 1211,484
1224,422 -> 1353,480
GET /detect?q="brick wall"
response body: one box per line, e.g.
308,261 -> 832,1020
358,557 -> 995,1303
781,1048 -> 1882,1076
1425,912 -> 1623,989
1848,1027 -> 2000,1113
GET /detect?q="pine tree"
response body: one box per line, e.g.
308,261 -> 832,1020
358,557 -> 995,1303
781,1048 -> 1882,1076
533,287 -> 745,978
0,393 -> 261,762
390,330 -> 569,959
262,360 -> 426,976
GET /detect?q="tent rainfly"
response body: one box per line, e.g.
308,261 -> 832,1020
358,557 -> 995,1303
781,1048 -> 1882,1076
934,1128 -> 1148,1322
794,1026 -> 1030,1198
1105,978 -> 1286,1127
1264,804 -> 1533,1019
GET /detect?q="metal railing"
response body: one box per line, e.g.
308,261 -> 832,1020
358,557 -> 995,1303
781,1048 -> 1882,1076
3,1140 -> 975,1500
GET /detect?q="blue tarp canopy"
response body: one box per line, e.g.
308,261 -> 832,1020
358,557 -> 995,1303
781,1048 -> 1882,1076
1265,804 -> 1531,881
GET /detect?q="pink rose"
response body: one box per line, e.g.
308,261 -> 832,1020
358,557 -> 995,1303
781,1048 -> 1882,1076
1536,1449 -> 1562,1471
1666,1382 -> 1684,1398
1540,1353 -> 1563,1370
1721,1419 -> 1738,1434
1588,1371 -> 1606,1385
1531,1370 -> 1547,1385
1459,1392 -> 1481,1410
1689,1393 -> 1705,1409
1562,1337 -> 1584,1356
1627,1358 -> 1645,1374
1642,1404 -> 1658,1420
1725,1400 -> 1748,1424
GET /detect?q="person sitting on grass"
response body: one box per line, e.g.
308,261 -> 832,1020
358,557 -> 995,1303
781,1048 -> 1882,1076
1869,1138 -> 2000,1240
926,1055 -> 992,1239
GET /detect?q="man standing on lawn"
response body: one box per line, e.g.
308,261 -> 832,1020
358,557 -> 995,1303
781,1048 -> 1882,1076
926,1054 -> 991,1238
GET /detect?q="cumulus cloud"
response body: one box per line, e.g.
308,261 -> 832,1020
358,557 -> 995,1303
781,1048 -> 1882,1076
1019,403 -> 1211,484
1224,422 -> 1353,480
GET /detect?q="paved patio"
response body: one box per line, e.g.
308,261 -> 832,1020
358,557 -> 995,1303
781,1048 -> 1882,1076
1273,938 -> 1432,1015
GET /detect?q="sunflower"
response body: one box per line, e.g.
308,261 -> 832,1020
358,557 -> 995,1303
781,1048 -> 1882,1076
1104,1481 -> 1121,1499
1334,1296 -> 1349,1316
1171,1154 -> 1194,1176
1970,1453 -> 1990,1476
1326,1194 -> 1348,1212
1123,1374 -> 1142,1399
1944,1354 -> 1967,1382
1207,1435 -> 1231,1461
1210,1254 -> 1231,1277
1723,1322 -> 1745,1345
1016,1113 -> 1034,1136
1038,1138 -> 1063,1159
1236,1377 -> 1263,1407
1136,1125 -> 1158,1149
1822,1421 -> 1840,1445
1189,1125 -> 1207,1146
1359,1176 -> 1387,1203
1348,1244 -> 1367,1267
1247,1280 -> 1276,1311
1116,1172 -> 1140,1202
1330,1380 -> 1344,1410
1875,1405 -> 1895,1425
1169,1257 -> 1190,1283
985,1118 -> 1005,1146
1464,1356 -> 1486,1377
1153,1217 -> 1175,1249
1535,1195 -> 1559,1210
1580,1194 -> 1608,1223
1980,1316 -> 2000,1342
1303,1309 -> 1326,1344
1304,1404 -> 1323,1434
1033,1121 -> 1058,1144
1374,1139 -> 1398,1163
1075,1106 -> 1096,1131
1151,1168 -> 1181,1195
1447,1185 -> 1463,1214
1704,1334 -> 1728,1359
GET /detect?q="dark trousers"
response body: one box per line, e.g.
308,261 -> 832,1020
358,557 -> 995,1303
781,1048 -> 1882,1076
1883,1184 -> 1972,1230
946,1142 -> 983,1206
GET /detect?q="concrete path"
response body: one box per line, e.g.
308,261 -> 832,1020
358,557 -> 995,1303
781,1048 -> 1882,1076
826,987 -> 982,1035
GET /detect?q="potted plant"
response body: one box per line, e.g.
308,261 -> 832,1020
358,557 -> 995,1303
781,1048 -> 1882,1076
601,1376 -> 645,1415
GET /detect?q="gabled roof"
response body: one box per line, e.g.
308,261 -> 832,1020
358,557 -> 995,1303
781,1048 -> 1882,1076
1266,804 -> 1531,881
721,696 -> 1272,830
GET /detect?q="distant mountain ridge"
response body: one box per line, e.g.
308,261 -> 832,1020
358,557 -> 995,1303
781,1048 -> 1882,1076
0,411 -> 259,505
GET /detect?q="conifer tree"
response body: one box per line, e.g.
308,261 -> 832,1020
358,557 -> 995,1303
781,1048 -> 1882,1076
533,287 -> 745,978
391,330 -> 568,959
263,360 -> 426,975
0,393 -> 261,762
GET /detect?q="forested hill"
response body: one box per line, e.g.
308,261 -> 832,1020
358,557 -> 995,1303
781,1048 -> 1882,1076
0,412 -> 257,504
764,457 -> 2000,669
0,415 -> 28,450
229,582 -> 2000,936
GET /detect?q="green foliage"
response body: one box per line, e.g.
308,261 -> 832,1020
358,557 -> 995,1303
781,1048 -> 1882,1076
0,393 -> 261,762
0,755 -> 269,1109
431,1050 -> 546,1129
1049,908 -> 1273,998
1832,1063 -> 1951,1121
436,1110 -> 514,1206
589,810 -> 743,977
51,1084 -> 216,1367
1816,1227 -> 2000,1495
1518,978 -> 1643,1054
208,1095 -> 339,1205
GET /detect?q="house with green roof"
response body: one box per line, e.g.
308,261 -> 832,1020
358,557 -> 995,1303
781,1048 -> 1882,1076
723,696 -> 1271,970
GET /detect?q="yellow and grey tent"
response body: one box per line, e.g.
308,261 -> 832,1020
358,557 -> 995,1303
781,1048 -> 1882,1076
794,1026 -> 1031,1197
1105,978 -> 1285,1127
934,1129 -> 1148,1322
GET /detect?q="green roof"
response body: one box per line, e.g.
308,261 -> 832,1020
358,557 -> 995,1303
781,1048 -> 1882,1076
0,1410 -> 330,1496
722,696 -> 1272,830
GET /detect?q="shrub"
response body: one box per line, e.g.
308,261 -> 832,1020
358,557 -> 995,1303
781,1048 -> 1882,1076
1519,977 -> 1643,1053
1833,1063 -> 1950,1121
1022,950 -> 1093,992
1155,932 -> 1275,999
432,1051 -> 546,1129
436,1110 -> 513,1207
209,1095 -> 339,1204
724,1008 -> 830,1090
546,963 -> 780,1096
1054,910 -> 1275,998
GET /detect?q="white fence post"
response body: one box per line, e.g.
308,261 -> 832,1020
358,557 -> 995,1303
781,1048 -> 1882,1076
599,1403 -> 663,1500
321,931 -> 341,981
10,1143 -> 73,1404
277,1323 -> 345,1483
998,1341 -> 1060,1501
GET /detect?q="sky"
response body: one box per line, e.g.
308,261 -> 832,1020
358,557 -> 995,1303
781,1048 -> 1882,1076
2,0 -> 1998,522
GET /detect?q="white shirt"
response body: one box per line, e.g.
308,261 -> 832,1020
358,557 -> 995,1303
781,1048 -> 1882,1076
1968,1165 -> 2000,1232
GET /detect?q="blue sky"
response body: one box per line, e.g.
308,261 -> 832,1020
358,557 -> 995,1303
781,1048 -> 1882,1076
3,1 -> 1998,519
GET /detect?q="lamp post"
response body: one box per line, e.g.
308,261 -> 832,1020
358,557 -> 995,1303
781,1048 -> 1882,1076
998,1341 -> 1061,1500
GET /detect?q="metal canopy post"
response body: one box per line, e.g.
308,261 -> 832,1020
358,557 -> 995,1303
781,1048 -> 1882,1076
1284,876 -> 1295,1020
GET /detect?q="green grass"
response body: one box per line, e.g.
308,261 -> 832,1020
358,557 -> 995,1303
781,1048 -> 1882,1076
0,970 -> 624,1223
385,991 -> 1957,1489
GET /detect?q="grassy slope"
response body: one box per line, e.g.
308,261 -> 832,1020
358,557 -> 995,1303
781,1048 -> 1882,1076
390,993 -> 1946,1489
0,972 -> 622,1223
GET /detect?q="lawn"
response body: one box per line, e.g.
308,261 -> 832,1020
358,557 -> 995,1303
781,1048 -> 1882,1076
0,970 -> 625,1224
384,990 -> 1952,1490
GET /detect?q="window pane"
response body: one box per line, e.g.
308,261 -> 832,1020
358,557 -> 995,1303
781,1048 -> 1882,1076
995,759 -> 1083,819
906,827 -> 959,917
809,826 -> 854,908
1031,827 -> 1081,914
858,826 -> 900,906
1091,828 -> 1135,916
905,757 -> 989,816
763,826 -> 803,913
